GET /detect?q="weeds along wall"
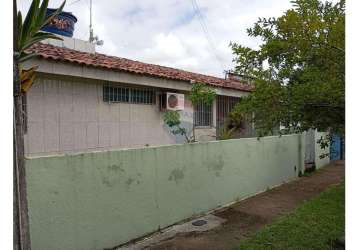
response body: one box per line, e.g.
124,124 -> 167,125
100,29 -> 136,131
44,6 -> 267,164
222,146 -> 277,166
25,134 -> 305,250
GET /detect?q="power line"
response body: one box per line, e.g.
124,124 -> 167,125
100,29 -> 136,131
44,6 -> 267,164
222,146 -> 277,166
69,0 -> 82,6
190,0 -> 226,73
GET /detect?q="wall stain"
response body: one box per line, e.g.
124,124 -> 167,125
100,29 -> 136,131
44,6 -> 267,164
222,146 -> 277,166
168,168 -> 185,184
100,163 -> 126,188
124,176 -> 142,189
207,155 -> 224,177
107,164 -> 125,173
126,177 -> 135,186
102,176 -> 119,188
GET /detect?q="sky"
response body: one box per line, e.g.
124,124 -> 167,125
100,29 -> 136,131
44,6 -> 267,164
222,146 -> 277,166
18,0 -> 294,78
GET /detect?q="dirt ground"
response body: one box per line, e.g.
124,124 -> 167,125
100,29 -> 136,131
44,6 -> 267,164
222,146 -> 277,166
149,160 -> 345,250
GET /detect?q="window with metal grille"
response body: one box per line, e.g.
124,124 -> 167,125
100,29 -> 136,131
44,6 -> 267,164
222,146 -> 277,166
103,85 -> 155,104
216,95 -> 240,132
194,101 -> 213,127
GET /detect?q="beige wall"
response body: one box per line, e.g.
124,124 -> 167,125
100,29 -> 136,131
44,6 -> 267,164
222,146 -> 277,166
24,77 -> 176,156
24,76 -> 217,156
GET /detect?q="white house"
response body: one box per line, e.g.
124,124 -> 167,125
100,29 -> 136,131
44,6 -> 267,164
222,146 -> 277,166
22,35 -> 253,157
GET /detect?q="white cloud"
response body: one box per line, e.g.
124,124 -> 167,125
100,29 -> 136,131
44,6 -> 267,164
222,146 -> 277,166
18,0 -> 293,77
144,33 -> 189,61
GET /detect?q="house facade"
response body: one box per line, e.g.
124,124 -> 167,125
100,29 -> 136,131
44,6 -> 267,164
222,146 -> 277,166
22,36 -> 253,157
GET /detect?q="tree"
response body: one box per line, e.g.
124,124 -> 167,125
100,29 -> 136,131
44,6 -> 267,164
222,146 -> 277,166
14,1 -> 65,249
163,82 -> 216,142
229,0 -> 345,138
163,110 -> 193,143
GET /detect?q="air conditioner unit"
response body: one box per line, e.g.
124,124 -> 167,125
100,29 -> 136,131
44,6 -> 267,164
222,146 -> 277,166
160,92 -> 185,111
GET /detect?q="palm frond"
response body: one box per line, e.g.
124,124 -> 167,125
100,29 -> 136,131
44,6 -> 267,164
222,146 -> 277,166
22,32 -> 62,51
36,0 -> 49,28
20,0 -> 39,48
15,0 -> 66,63
18,53 -> 38,63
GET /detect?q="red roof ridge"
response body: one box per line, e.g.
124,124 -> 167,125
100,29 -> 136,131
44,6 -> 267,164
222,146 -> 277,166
93,51 -> 223,81
26,43 -> 253,92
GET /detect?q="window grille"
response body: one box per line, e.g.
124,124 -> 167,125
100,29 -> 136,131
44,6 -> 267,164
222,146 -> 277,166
194,100 -> 213,127
216,95 -> 240,132
103,85 -> 155,104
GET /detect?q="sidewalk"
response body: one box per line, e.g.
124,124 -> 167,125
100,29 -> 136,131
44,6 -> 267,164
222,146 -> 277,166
144,160 -> 345,250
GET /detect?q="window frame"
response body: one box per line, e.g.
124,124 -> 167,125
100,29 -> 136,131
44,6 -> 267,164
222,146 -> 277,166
103,84 -> 156,105
194,100 -> 213,128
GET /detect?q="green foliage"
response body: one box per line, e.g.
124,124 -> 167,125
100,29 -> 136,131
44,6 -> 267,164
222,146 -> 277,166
217,116 -> 245,140
163,111 -> 193,143
163,110 -> 181,127
317,133 -> 332,159
230,0 -> 345,137
189,82 -> 216,106
236,183 -> 345,250
15,0 -> 66,63
218,126 -> 236,140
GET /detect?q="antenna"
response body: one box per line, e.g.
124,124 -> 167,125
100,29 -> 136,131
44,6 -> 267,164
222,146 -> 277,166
89,0 -> 93,41
89,0 -> 104,46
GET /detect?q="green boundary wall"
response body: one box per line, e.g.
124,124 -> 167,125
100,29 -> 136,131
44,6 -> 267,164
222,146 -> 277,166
25,134 -> 305,250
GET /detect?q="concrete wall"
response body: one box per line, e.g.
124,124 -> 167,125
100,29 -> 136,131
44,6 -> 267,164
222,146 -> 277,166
42,36 -> 96,53
25,134 -> 305,250
24,75 -> 220,156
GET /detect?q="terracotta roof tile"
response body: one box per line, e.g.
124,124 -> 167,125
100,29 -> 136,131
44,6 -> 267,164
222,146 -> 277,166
26,43 -> 253,92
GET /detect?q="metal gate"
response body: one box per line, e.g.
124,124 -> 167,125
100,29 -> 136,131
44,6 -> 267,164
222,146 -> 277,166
330,134 -> 344,161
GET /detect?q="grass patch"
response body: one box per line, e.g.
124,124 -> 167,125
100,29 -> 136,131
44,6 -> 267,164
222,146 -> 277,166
236,183 -> 345,250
